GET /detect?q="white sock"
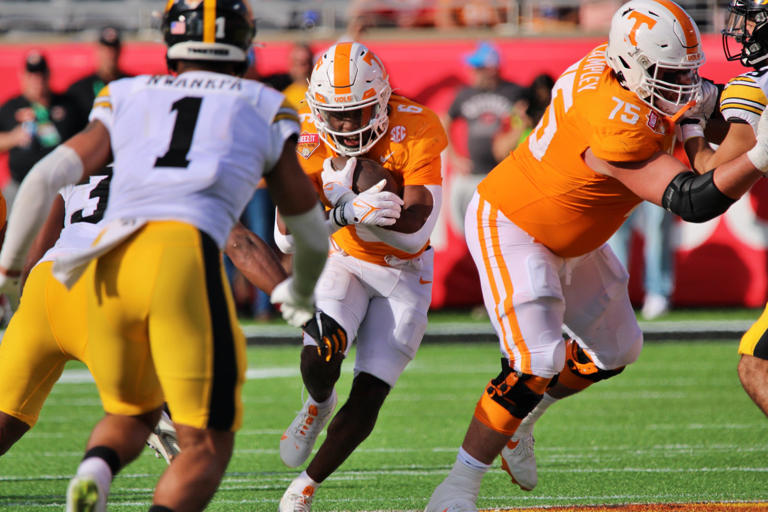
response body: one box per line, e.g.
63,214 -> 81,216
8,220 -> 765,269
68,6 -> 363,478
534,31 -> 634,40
456,447 -> 491,472
289,470 -> 321,492
75,456 -> 112,494
514,393 -> 559,437
444,449 -> 488,499
308,388 -> 337,412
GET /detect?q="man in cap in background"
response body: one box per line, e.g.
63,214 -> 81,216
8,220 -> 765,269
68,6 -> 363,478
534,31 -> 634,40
443,41 -> 528,235
0,50 -> 83,210
66,26 -> 132,127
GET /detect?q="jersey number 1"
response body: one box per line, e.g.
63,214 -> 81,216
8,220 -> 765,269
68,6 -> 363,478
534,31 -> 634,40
155,96 -> 203,169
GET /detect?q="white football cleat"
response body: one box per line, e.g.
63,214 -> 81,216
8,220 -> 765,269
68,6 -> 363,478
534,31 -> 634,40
280,394 -> 337,468
500,433 -> 537,491
423,478 -> 478,512
278,484 -> 316,512
146,410 -> 180,464
66,474 -> 106,512
641,293 -> 670,320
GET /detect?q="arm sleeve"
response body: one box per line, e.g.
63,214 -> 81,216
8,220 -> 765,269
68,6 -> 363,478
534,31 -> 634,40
0,145 -> 84,271
280,203 -> 329,298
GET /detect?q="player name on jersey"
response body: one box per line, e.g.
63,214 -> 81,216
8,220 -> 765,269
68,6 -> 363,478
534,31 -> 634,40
145,75 -> 243,91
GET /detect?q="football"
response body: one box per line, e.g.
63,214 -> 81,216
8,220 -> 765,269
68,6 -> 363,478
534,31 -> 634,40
331,156 -> 402,196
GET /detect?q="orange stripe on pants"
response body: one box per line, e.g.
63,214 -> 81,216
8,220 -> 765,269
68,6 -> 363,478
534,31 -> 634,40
475,197 -> 532,373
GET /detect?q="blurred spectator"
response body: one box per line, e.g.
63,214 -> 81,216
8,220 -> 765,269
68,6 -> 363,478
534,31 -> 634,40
66,26 -> 131,127
444,41 -> 527,234
526,72 -> 555,126
0,51 -> 82,210
491,101 -> 529,164
492,72 -> 554,163
608,204 -> 675,320
281,43 -> 314,109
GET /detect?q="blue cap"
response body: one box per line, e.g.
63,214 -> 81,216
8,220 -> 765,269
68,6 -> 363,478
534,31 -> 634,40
464,42 -> 500,68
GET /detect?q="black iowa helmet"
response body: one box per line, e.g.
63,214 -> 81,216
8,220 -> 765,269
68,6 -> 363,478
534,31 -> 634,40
162,0 -> 255,73
723,0 -> 768,68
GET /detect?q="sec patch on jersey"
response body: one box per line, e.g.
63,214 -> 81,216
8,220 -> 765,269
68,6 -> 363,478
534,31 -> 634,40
331,156 -> 402,196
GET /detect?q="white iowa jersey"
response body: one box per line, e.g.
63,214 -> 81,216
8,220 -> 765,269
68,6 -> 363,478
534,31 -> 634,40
719,66 -> 768,133
89,71 -> 299,248
38,170 -> 113,265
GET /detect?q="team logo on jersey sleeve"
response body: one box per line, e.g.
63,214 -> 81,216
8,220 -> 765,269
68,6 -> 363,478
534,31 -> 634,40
646,111 -> 666,135
390,125 -> 406,143
297,132 -> 321,159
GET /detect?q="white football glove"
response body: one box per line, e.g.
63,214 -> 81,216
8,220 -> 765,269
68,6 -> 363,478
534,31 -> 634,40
270,277 -> 314,328
680,79 -> 719,142
335,179 -> 404,227
0,271 -> 21,311
747,105 -> 768,172
321,156 -> 357,207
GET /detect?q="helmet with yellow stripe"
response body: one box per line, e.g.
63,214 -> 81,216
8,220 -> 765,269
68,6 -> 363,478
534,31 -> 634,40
162,0 -> 255,75
723,0 -> 768,68
306,42 -> 392,157
605,0 -> 704,116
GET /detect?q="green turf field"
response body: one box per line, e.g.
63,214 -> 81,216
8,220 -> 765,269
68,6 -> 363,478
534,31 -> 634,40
239,307 -> 767,328
1,339 -> 766,511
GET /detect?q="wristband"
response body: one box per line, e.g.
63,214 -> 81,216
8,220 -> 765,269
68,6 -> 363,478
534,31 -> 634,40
747,145 -> 768,173
681,123 -> 705,143
331,204 -> 349,227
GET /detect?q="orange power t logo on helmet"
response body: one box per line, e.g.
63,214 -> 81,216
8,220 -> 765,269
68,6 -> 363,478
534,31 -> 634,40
627,11 -> 657,46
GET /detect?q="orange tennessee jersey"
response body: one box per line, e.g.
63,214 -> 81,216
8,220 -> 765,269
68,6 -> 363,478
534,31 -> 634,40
478,44 -> 676,258
296,94 -> 447,266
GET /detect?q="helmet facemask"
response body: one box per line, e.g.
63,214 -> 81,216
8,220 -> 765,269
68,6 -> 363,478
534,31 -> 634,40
306,42 -> 392,157
644,63 -> 702,115
310,98 -> 389,157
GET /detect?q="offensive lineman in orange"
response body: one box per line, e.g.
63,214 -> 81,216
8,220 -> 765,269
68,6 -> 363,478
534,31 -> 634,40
426,1 -> 768,510
274,41 -> 447,511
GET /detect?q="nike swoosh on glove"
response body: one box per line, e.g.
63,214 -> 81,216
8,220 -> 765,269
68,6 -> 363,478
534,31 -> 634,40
341,179 -> 404,227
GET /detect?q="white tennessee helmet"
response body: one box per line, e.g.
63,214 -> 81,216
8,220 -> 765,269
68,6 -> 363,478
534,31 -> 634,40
306,42 -> 392,156
605,0 -> 705,116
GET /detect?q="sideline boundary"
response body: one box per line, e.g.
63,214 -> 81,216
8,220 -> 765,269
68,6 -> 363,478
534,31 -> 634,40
242,320 -> 754,345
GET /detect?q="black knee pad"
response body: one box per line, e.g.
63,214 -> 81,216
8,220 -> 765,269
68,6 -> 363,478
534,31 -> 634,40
566,343 -> 625,383
486,358 -> 545,419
